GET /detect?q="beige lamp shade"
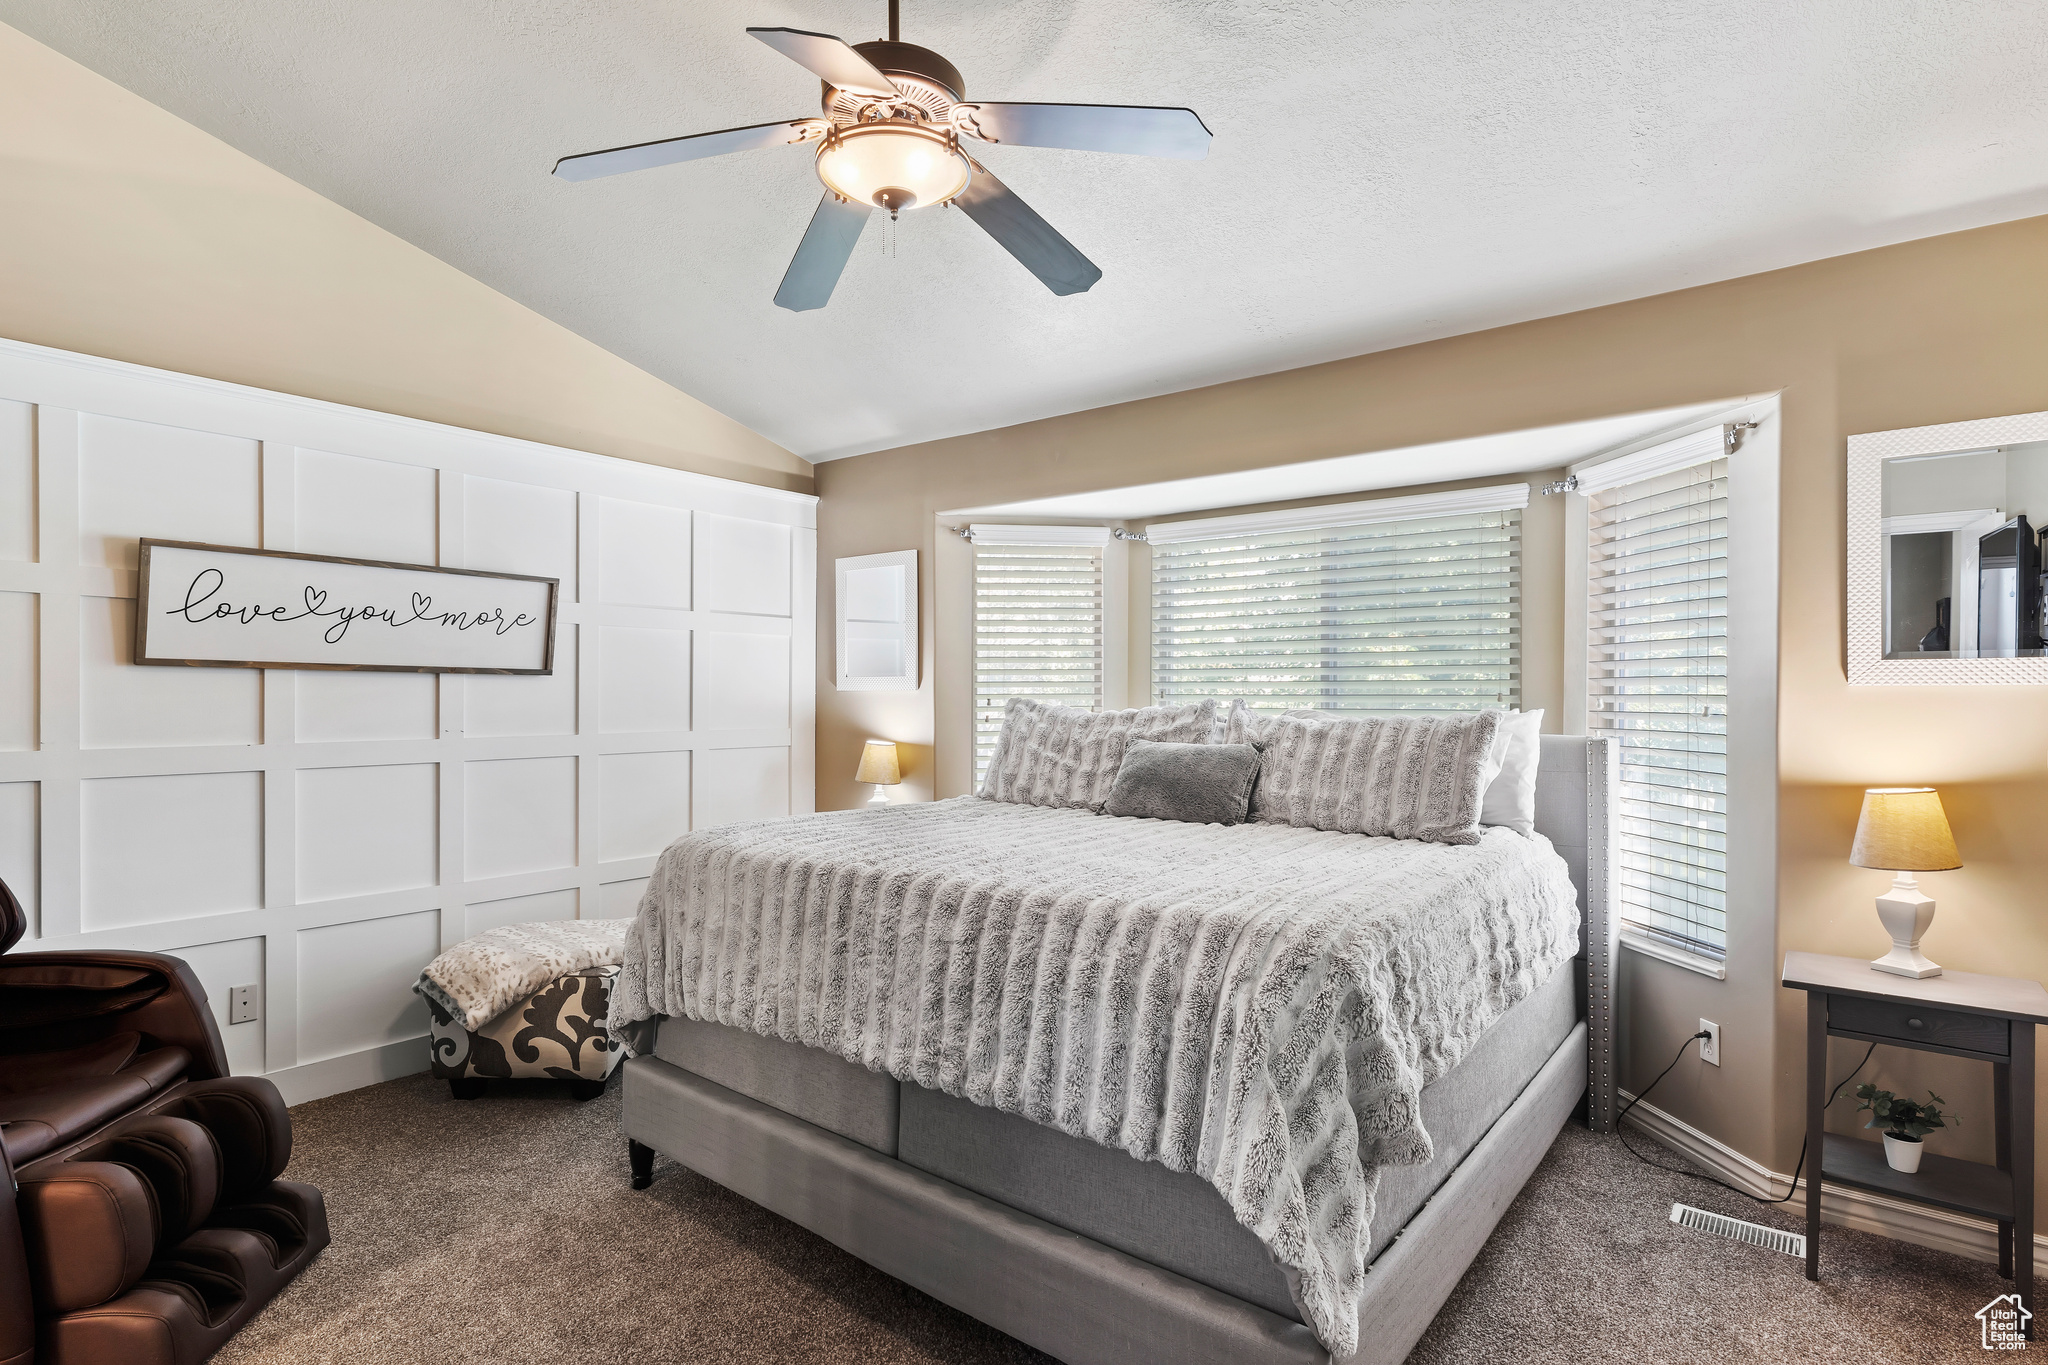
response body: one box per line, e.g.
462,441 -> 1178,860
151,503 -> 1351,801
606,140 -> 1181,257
1849,788 -> 1960,872
855,740 -> 901,787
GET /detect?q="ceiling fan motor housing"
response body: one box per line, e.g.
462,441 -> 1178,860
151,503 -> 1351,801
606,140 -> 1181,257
816,41 -> 971,214
842,40 -> 965,104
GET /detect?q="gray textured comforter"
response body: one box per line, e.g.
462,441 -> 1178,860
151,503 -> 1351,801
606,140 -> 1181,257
608,797 -> 1579,1355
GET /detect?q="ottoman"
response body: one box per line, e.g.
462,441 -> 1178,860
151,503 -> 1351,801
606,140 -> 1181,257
426,964 -> 624,1101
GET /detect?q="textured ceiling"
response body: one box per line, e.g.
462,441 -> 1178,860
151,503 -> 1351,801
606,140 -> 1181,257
7,1 -> 2048,461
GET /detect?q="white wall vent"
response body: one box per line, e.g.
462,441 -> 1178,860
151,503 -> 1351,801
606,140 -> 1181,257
1669,1203 -> 1806,1257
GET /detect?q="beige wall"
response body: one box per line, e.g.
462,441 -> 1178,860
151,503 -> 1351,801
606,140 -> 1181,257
0,22 -> 809,493
817,210 -> 2048,1209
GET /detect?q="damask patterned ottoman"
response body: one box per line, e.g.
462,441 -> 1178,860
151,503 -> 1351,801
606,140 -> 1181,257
426,965 -> 623,1100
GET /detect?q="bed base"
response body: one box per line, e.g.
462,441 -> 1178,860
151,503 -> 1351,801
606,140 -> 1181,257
624,1020 -> 1586,1365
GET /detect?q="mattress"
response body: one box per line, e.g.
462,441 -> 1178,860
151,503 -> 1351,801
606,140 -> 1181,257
649,959 -> 1577,1326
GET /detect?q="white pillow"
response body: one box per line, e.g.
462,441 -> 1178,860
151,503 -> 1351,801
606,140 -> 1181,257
1479,708 -> 1544,835
1475,714 -> 1509,798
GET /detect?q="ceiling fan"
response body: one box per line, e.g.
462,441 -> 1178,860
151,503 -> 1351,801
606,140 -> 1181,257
553,1 -> 1210,311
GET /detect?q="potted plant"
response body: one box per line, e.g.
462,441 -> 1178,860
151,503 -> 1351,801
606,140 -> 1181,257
1855,1084 -> 1956,1173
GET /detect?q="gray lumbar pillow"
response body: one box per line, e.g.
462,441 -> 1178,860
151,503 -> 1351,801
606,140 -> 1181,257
1104,738 -> 1264,825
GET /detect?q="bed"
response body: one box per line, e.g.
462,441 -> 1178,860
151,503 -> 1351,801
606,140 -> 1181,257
611,734 -> 1616,1365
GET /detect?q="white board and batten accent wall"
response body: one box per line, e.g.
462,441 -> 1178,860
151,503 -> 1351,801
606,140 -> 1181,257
0,338 -> 816,1103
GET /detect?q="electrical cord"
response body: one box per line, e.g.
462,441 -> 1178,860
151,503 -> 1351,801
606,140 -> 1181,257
1614,1030 -> 1877,1206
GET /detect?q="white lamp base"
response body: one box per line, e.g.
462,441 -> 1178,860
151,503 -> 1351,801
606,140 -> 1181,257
867,784 -> 892,805
1870,877 -> 1941,979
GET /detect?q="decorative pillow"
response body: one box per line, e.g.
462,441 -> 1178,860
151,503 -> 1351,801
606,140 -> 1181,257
1479,708 -> 1544,836
1104,739 -> 1264,825
1224,698 -> 1350,745
1223,698 -> 1286,746
978,698 -> 1221,812
1252,709 -> 1504,844
1228,700 -> 1536,832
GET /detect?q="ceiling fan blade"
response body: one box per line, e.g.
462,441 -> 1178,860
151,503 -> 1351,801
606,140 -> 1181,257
953,161 -> 1102,297
955,103 -> 1211,160
774,193 -> 872,312
554,119 -> 823,181
747,27 -> 902,99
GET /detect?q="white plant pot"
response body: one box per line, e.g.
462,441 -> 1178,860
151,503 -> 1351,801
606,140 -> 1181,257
1883,1132 -> 1924,1173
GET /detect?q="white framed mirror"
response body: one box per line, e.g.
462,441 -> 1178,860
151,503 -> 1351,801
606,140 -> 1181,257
836,549 -> 919,691
1849,408 -> 2048,683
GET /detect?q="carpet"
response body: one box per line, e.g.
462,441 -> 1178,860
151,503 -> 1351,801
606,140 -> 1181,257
213,1072 -> 2034,1364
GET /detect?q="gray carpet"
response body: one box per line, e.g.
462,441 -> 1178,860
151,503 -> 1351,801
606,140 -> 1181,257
214,1071 -> 2033,1364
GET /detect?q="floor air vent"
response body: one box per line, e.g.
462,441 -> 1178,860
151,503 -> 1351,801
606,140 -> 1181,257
1669,1203 -> 1806,1257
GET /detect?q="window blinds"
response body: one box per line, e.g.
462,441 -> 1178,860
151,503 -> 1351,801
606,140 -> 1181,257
1151,508 -> 1522,717
972,539 -> 1105,788
1586,457 -> 1729,960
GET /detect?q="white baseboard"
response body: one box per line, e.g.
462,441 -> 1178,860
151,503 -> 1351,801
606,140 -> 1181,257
260,1037 -> 429,1107
1620,1088 -> 2046,1263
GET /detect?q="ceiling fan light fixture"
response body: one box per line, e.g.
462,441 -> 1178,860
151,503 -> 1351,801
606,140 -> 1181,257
815,121 -> 969,213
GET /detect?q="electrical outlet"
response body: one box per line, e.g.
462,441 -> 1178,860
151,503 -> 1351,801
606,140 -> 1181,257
1698,1019 -> 1720,1066
228,984 -> 260,1025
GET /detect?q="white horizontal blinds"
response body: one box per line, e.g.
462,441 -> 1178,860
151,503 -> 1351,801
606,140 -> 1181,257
1151,509 -> 1521,716
972,540 -> 1105,787
1587,457 -> 1730,960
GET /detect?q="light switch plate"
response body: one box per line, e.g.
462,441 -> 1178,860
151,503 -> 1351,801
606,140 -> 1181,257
229,984 -> 260,1025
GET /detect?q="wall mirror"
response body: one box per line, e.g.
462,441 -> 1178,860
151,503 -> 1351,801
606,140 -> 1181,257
836,549 -> 919,691
1849,409 -> 2048,683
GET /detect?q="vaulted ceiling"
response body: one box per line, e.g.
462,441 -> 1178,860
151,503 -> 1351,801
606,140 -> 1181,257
7,1 -> 2048,461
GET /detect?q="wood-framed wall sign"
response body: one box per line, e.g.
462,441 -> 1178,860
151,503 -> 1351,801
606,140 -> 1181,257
134,539 -> 559,675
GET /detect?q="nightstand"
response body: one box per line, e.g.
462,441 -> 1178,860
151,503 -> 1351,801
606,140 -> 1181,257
1783,951 -> 2048,1331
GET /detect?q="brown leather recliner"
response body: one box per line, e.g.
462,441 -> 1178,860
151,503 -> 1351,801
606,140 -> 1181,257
0,878 -> 329,1364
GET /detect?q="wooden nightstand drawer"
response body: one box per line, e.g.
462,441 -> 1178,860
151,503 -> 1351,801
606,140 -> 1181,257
1828,993 -> 2010,1056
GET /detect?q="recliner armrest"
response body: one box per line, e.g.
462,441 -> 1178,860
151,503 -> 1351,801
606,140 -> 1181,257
0,952 -> 228,1081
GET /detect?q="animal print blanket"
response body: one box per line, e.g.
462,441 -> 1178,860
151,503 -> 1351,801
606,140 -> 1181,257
415,918 -> 631,1031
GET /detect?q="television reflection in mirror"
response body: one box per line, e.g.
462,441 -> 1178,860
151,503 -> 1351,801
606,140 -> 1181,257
1881,441 -> 2048,659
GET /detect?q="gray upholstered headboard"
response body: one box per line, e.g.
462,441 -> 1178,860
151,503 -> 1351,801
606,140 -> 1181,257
1532,735 -> 1618,1135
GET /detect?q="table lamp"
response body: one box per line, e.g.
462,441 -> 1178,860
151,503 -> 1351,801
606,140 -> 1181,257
856,740 -> 901,805
1849,787 -> 1961,979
